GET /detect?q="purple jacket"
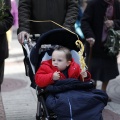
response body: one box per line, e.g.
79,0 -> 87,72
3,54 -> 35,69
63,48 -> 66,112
11,0 -> 18,27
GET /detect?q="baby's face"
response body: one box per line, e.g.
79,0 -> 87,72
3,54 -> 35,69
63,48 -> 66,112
52,50 -> 70,71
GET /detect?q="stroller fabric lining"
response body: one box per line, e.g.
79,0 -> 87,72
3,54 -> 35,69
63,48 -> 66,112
41,50 -> 80,66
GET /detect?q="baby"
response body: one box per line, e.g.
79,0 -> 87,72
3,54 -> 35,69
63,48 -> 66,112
35,46 -> 91,88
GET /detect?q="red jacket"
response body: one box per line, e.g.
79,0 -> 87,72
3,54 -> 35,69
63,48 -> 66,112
35,59 -> 91,88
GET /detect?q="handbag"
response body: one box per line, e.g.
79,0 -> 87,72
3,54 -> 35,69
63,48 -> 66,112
104,28 -> 120,56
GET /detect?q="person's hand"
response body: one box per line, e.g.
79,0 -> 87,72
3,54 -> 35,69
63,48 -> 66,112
17,31 -> 30,44
104,20 -> 114,28
86,38 -> 95,47
80,70 -> 87,78
53,71 -> 60,80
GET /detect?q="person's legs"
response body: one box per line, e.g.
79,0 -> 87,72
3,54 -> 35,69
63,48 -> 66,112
102,81 -> 111,101
0,61 -> 5,91
101,81 -> 109,92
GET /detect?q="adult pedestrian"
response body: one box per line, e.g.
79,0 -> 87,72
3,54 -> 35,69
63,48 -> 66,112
17,0 -> 79,44
81,0 -> 120,92
0,0 -> 13,91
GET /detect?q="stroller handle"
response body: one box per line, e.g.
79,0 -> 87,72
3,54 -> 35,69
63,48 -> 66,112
29,34 -> 40,38
23,38 -> 36,74
22,34 -> 40,45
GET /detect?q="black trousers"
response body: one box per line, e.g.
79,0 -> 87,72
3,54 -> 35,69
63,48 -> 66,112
0,61 -> 4,85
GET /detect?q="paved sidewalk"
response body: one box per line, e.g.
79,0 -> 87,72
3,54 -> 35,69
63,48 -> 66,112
0,93 -> 6,120
0,39 -> 120,120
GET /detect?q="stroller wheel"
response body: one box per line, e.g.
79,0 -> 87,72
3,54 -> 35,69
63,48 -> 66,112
36,114 -> 49,120
36,113 -> 47,120
36,114 -> 41,120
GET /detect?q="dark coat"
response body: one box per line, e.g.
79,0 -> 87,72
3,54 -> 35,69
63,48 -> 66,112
81,0 -> 120,58
0,0 -> 13,61
17,0 -> 79,34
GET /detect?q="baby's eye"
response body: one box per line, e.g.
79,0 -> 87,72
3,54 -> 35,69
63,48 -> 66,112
52,59 -> 55,61
58,59 -> 62,62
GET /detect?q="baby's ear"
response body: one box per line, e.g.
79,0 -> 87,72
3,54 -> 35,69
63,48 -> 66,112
67,61 -> 71,66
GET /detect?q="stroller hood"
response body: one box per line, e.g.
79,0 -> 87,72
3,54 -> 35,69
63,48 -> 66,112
36,28 -> 80,50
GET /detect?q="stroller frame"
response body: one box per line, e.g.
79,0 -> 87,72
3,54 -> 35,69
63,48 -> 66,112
23,41 -> 57,120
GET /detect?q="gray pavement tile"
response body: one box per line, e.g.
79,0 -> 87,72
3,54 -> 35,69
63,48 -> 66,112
102,109 -> 120,120
1,84 -> 37,120
105,101 -> 120,115
1,78 -> 28,92
107,76 -> 120,104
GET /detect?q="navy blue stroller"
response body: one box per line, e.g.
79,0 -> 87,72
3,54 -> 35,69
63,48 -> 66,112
22,28 -> 108,120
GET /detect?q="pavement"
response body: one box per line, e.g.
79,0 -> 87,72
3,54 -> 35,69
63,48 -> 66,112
0,32 -> 120,120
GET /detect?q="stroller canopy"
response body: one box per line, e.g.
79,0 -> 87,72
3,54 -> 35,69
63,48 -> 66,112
35,28 -> 80,51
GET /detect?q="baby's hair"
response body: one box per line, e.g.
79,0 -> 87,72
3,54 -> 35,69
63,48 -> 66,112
54,45 -> 72,61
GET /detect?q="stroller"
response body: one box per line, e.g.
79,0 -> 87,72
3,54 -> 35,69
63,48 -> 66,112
22,28 -> 108,120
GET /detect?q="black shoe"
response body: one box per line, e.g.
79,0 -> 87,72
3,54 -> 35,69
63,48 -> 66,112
108,97 -> 112,102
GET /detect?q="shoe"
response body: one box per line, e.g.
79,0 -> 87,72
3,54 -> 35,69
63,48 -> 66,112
108,97 -> 112,102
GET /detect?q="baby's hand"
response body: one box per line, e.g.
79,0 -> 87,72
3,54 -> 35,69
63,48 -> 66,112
53,71 -> 60,80
80,70 -> 87,78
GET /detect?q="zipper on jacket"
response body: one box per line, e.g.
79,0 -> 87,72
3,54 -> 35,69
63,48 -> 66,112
68,98 -> 73,120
